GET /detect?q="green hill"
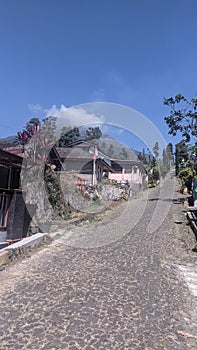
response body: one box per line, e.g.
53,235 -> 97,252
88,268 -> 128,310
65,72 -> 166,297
95,136 -> 138,160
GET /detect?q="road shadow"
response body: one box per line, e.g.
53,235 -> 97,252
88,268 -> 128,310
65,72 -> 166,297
148,198 -> 177,203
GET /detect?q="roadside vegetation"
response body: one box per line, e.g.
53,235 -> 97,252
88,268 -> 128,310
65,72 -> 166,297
137,141 -> 173,188
164,94 -> 197,194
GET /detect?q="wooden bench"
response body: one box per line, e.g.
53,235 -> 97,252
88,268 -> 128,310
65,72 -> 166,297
188,206 -> 197,211
186,208 -> 197,239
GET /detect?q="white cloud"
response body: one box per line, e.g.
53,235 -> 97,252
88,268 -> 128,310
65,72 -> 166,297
44,104 -> 104,136
28,103 -> 105,134
99,124 -> 124,136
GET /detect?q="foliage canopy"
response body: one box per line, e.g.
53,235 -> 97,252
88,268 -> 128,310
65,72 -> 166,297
163,94 -> 197,142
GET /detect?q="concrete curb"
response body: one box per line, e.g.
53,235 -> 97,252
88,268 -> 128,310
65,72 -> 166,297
0,213 -> 96,268
0,233 -> 49,267
0,201 -> 126,267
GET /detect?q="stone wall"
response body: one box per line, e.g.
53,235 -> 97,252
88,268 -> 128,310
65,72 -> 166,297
98,184 -> 131,201
22,168 -> 133,230
21,165 -> 54,226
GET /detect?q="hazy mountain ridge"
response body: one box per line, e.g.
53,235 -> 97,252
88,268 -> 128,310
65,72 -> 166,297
0,134 -> 146,162
0,135 -> 16,143
95,136 -> 138,160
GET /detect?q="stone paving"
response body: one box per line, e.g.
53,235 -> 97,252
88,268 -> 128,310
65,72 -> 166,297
0,172 -> 197,349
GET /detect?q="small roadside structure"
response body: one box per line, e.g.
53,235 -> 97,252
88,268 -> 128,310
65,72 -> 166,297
0,149 -> 22,243
0,148 -> 21,191
0,148 -> 35,244
108,159 -> 147,189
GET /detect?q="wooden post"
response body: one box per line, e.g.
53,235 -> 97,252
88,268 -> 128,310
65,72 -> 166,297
92,145 -> 97,186
8,166 -> 12,189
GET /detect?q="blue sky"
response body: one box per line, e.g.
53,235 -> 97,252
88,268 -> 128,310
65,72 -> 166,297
0,0 -> 197,152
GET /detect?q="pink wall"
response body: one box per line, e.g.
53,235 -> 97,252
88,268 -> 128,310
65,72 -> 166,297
108,167 -> 143,184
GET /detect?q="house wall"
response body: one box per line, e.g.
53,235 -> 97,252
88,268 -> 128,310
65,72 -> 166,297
64,159 -> 89,172
108,167 -> 143,184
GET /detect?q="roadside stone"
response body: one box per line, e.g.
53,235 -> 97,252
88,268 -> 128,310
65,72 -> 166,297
0,250 -> 10,267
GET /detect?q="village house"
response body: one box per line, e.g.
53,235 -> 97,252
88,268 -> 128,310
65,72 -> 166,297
54,141 -> 115,186
109,159 -> 147,187
53,140 -> 147,189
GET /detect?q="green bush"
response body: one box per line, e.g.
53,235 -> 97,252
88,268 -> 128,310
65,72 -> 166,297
152,167 -> 160,182
178,167 -> 194,191
44,165 -> 71,218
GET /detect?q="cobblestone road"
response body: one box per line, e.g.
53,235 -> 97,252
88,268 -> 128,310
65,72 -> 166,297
0,173 -> 197,349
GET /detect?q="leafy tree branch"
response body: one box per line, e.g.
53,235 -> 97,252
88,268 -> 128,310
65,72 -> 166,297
163,93 -> 197,142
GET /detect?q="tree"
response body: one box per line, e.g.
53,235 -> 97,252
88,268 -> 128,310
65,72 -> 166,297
153,142 -> 159,159
118,147 -> 129,160
166,142 -> 173,165
26,118 -> 41,133
178,167 -> 194,192
107,144 -> 115,157
138,148 -> 147,165
57,126 -> 102,147
162,143 -> 173,173
16,118 -> 41,152
16,117 -> 56,162
58,126 -> 80,147
42,116 -> 57,141
175,140 -> 189,176
16,130 -> 31,152
101,141 -> 106,149
163,94 -> 197,142
151,156 -> 157,168
85,126 -> 102,140
137,152 -> 144,163
161,147 -> 170,177
152,167 -> 160,182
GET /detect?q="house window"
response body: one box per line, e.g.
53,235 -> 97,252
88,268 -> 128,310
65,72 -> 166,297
11,168 -> 21,189
0,166 -> 9,189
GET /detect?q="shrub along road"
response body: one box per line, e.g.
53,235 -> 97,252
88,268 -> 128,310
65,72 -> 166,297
0,171 -> 197,349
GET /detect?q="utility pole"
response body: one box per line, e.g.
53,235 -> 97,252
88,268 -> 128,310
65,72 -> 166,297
92,145 -> 97,186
